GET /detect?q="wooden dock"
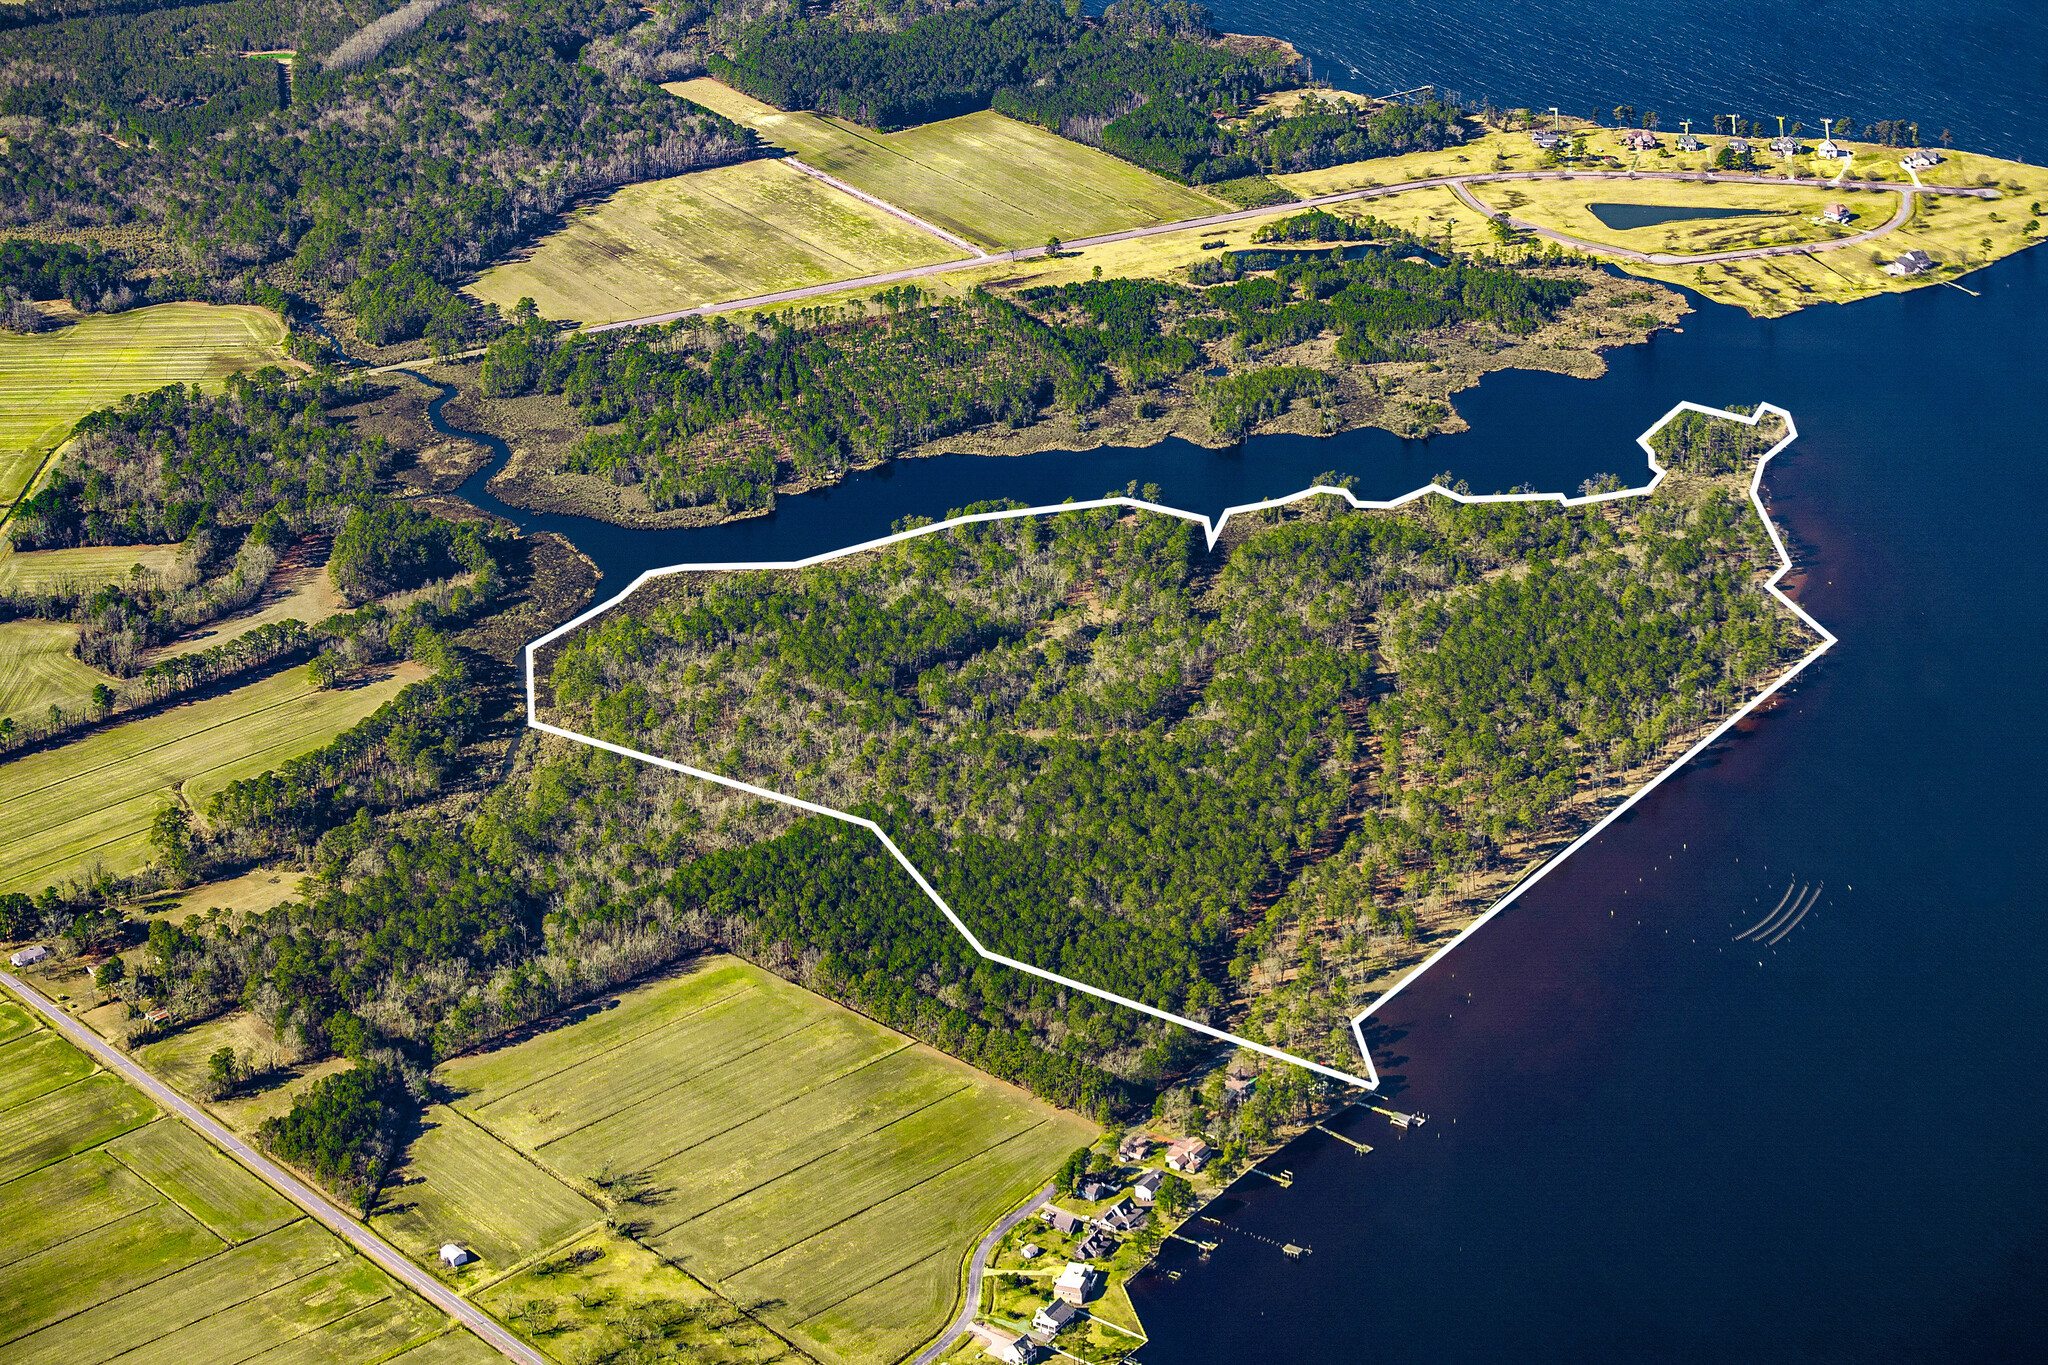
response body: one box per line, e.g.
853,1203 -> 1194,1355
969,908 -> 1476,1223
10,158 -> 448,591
1245,1166 -> 1294,1187
1315,1123 -> 1373,1153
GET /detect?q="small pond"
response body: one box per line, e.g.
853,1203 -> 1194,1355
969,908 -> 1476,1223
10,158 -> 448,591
1587,202 -> 1779,230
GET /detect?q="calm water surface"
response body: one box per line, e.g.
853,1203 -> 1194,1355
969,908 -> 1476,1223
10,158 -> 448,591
444,7 -> 2048,1355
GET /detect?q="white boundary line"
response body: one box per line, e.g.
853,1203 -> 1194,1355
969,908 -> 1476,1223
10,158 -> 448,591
523,401 -> 1830,1092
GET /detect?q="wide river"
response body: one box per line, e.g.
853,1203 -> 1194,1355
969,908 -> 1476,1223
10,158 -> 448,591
439,6 -> 2048,1357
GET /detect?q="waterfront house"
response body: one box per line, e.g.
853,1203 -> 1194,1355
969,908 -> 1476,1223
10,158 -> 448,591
1677,133 -> 1703,151
1622,128 -> 1658,151
1041,1206 -> 1086,1236
439,1244 -> 472,1268
1883,249 -> 1935,275
1901,149 -> 1943,170
1728,138 -> 1751,155
1815,138 -> 1847,160
1165,1137 -> 1214,1173
1117,1132 -> 1155,1162
9,945 -> 48,967
1099,1198 -> 1149,1233
1131,1169 -> 1167,1204
1822,203 -> 1853,224
1054,1261 -> 1104,1304
1075,1228 -> 1118,1261
968,1323 -> 1040,1365
1531,129 -> 1562,150
1034,1298 -> 1082,1334
1771,135 -> 1799,157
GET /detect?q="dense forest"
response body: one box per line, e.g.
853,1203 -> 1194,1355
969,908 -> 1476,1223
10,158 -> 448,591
707,0 -> 1463,184
0,0 -> 756,345
476,248 -> 1585,511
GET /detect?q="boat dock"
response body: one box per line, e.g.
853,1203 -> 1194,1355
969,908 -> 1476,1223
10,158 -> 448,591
1245,1166 -> 1294,1187
1315,1123 -> 1373,1153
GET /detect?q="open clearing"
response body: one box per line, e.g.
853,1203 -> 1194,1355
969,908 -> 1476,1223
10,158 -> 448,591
669,79 -> 1222,249
0,303 -> 291,513
469,157 -> 966,324
433,955 -> 1094,1365
0,659 -> 425,894
149,536 -> 344,664
0,618 -> 113,730
0,541 -> 185,592
0,989 -> 471,1364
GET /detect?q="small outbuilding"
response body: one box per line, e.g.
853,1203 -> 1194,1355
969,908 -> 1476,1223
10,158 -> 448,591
438,1244 -> 473,1268
1019,1242 -> 1042,1260
9,945 -> 49,968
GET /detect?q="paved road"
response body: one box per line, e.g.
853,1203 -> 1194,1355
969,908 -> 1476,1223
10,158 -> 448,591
0,971 -> 547,1365
909,1182 -> 1056,1365
581,165 -> 1995,333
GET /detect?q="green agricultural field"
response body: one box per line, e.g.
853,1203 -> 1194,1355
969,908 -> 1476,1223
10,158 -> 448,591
468,158 -> 965,324
370,1104 -> 603,1270
0,987 -> 477,1364
667,78 -> 1223,249
0,619 -> 113,732
442,955 -> 1096,1365
0,303 -> 291,514
0,659 -> 426,895
0,541 -> 185,592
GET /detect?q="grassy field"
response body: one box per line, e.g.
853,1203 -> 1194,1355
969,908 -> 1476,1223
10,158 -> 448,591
0,660 -> 425,894
668,79 -> 1222,250
434,955 -> 1095,1365
150,538 -> 344,664
1461,177 -> 1889,255
0,541 -> 185,591
0,618 -> 113,732
473,1228 -> 797,1364
0,987 -> 489,1364
0,303 -> 291,514
371,1104 -> 603,1270
469,158 -> 966,324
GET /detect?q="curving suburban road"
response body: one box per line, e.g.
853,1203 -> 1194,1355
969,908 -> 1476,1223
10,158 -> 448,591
583,165 -> 1994,334
0,971 -> 547,1365
909,1182 -> 1056,1365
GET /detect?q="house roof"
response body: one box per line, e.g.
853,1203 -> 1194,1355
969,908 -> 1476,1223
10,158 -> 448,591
1036,1299 -> 1080,1326
1055,1261 -> 1098,1289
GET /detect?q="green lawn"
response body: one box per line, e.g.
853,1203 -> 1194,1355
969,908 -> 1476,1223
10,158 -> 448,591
668,79 -> 1223,249
468,157 -> 965,324
0,303 -> 291,515
0,985 -> 478,1364
441,955 -> 1096,1365
0,659 -> 425,894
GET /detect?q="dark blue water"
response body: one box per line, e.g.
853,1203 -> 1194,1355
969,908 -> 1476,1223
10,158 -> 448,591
1205,0 -> 2048,164
436,7 -> 2048,1356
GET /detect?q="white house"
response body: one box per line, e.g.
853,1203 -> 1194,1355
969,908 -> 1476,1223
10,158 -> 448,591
1677,133 -> 1703,152
1883,249 -> 1935,276
1770,135 -> 1799,157
1130,1169 -> 1167,1204
9,945 -> 49,968
1033,1298 -> 1082,1334
1018,1242 -> 1042,1260
1901,148 -> 1943,170
1053,1261 -> 1103,1305
1815,138 -> 1848,160
438,1244 -> 472,1268
1821,203 -> 1853,225
1531,129 -> 1563,150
